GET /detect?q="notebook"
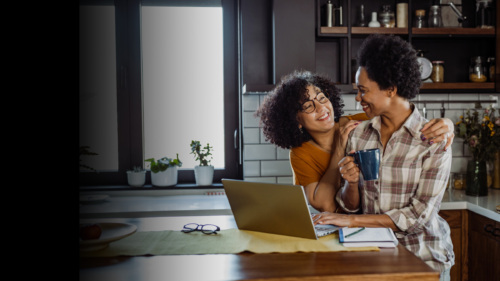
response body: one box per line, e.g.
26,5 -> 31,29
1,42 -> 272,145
222,179 -> 339,240
339,227 -> 398,248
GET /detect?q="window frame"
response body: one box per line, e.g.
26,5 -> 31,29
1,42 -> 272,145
79,0 -> 242,186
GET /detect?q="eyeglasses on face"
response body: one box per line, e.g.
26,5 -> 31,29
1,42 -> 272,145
181,223 -> 220,235
301,92 -> 329,114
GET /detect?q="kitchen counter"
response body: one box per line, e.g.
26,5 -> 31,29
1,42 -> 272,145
80,187 -> 500,222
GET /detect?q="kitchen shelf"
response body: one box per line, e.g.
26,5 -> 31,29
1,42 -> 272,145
411,27 -> 495,36
351,27 -> 408,35
319,26 -> 348,35
319,27 -> 496,36
314,0 -> 497,92
351,82 -> 495,91
420,82 -> 495,90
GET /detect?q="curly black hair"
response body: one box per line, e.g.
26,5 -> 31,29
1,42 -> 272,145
357,34 -> 421,100
255,70 -> 344,149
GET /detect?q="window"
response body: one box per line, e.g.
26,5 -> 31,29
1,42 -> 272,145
142,6 -> 224,169
79,0 -> 241,186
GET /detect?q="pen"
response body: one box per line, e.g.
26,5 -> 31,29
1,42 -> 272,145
345,227 -> 366,238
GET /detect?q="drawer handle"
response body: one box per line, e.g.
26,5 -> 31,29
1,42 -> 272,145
484,224 -> 494,234
494,228 -> 500,237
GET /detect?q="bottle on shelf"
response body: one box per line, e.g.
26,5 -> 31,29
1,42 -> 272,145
475,0 -> 494,28
396,2 -> 408,28
431,61 -> 445,83
428,5 -> 443,27
326,0 -> 333,27
414,9 -> 427,28
378,5 -> 395,27
469,56 -> 488,82
369,12 -> 381,27
357,4 -> 367,27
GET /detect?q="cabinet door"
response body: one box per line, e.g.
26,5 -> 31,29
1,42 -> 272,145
439,210 -> 463,281
273,0 -> 315,83
468,212 -> 500,281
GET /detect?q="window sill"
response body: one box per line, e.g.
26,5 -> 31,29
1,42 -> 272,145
80,183 -> 223,192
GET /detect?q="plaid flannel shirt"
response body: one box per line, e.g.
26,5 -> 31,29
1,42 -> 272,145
336,105 -> 454,272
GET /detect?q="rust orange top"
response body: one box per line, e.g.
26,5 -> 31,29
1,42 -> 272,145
290,113 -> 369,186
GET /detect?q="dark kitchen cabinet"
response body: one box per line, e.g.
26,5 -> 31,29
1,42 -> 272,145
315,0 -> 497,93
241,0 -> 315,92
439,210 -> 468,281
468,211 -> 500,281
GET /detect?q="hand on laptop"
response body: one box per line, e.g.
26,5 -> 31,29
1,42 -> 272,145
312,212 -> 351,227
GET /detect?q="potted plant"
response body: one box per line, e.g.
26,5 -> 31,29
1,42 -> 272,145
190,140 -> 214,186
145,154 -> 182,187
126,166 -> 146,187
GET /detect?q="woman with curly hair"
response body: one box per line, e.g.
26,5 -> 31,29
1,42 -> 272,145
314,34 -> 454,280
255,68 -> 454,214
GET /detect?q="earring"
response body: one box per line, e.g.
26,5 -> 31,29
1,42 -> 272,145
299,127 -> 304,134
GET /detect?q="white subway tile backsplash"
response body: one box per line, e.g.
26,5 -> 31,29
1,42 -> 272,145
451,138 -> 464,157
243,94 -> 260,112
416,93 -> 449,110
277,147 -> 290,160
260,128 -> 270,143
277,177 -> 293,184
241,91 -> 496,183
243,128 -> 260,144
244,144 -> 276,160
448,93 -> 479,110
261,160 -> 293,176
342,94 -> 357,111
243,161 -> 260,177
243,111 -> 260,128
243,177 -> 276,183
451,156 -> 469,173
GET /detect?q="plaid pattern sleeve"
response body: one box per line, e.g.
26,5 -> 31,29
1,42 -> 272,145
339,106 -> 454,273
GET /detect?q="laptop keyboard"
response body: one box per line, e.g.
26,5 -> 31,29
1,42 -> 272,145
311,214 -> 338,237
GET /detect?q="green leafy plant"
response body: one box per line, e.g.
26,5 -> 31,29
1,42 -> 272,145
456,104 -> 500,162
145,154 -> 182,173
128,166 -> 145,173
79,146 -> 98,172
190,140 -> 213,166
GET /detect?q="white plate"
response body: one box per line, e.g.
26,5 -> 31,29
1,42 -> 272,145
79,194 -> 109,203
80,222 -> 137,251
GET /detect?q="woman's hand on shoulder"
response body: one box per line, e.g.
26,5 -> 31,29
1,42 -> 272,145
334,120 -> 361,154
420,118 -> 455,151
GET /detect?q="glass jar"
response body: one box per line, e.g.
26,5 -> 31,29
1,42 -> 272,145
428,5 -> 442,27
379,5 -> 395,27
453,173 -> 466,190
469,56 -> 488,82
476,0 -> 494,28
431,61 -> 444,83
413,9 -> 426,28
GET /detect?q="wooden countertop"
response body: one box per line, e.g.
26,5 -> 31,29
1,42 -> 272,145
80,216 -> 439,281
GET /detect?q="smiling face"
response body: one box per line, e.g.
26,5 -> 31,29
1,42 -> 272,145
355,67 -> 394,119
296,84 -> 335,134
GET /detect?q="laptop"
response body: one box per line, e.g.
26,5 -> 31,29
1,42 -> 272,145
222,179 -> 339,240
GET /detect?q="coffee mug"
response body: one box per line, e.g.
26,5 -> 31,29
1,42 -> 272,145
348,148 -> 380,181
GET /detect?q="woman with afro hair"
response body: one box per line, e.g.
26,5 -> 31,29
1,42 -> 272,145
314,34 -> 454,279
255,67 -> 455,214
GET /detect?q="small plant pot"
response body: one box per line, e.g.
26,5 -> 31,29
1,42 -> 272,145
126,171 -> 146,187
194,165 -> 214,186
151,166 -> 178,187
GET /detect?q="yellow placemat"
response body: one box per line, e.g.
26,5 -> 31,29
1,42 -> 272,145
80,229 -> 379,257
